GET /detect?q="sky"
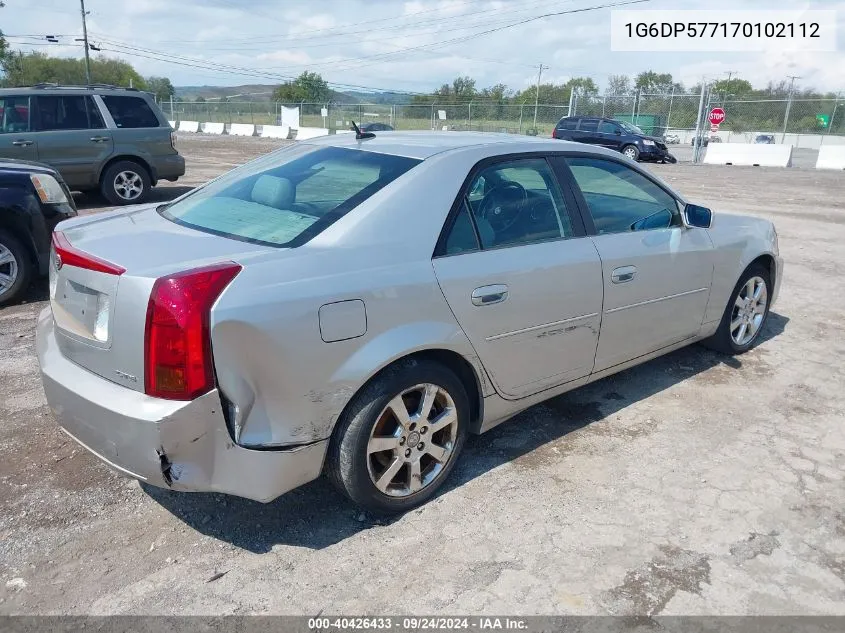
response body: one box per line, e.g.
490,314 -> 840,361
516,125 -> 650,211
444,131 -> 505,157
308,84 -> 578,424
2,0 -> 844,96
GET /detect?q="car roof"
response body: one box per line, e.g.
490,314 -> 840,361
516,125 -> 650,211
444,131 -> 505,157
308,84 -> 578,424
0,86 -> 146,97
300,131 -> 592,160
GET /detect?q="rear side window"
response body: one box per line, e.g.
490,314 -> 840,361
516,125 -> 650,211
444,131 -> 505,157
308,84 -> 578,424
578,119 -> 598,132
557,118 -> 578,130
161,146 -> 420,247
101,95 -> 160,128
35,96 -> 104,131
598,121 -> 620,134
0,96 -> 30,133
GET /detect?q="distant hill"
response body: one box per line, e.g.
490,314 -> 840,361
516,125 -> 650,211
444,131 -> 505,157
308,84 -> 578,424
174,84 -> 414,104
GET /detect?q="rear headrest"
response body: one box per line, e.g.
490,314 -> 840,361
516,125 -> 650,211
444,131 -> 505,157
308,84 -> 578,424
251,174 -> 294,208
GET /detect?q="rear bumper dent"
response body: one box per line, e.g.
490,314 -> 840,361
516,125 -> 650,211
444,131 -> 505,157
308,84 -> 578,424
36,308 -> 326,502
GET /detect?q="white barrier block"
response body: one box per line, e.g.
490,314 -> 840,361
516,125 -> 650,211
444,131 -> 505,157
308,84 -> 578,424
281,106 -> 300,130
260,124 -> 290,139
295,127 -> 329,140
177,120 -> 200,133
334,129 -> 354,135
703,143 -> 793,168
201,122 -> 225,135
228,123 -> 255,137
816,145 -> 845,170
167,120 -> 176,129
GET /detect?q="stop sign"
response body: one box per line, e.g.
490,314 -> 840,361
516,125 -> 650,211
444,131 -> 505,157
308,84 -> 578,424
709,107 -> 726,126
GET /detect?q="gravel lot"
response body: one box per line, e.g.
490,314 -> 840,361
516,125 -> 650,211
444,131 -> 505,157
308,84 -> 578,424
1,134 -> 844,616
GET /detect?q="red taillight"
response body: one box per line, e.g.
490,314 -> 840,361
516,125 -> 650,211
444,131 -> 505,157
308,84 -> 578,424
52,231 -> 126,275
144,262 -> 241,401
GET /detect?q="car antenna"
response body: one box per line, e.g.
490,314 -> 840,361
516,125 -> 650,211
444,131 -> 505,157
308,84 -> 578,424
350,120 -> 376,141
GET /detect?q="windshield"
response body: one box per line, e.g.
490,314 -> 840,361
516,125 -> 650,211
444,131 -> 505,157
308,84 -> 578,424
619,121 -> 644,135
160,145 -> 420,247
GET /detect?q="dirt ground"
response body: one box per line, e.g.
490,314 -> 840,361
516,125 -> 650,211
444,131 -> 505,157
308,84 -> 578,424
1,134 -> 843,616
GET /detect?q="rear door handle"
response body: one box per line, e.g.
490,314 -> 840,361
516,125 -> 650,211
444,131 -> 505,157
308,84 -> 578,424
471,284 -> 508,306
90,136 -> 110,143
12,139 -> 33,147
611,266 -> 637,284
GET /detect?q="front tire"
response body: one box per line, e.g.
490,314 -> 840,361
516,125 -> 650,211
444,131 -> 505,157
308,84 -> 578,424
100,161 -> 151,206
0,230 -> 32,307
703,263 -> 771,355
622,145 -> 639,161
327,359 -> 469,515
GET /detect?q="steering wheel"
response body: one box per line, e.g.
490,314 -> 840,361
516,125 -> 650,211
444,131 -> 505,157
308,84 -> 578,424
478,182 -> 527,233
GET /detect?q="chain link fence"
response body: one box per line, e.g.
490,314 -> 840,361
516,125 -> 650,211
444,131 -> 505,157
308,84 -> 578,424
163,95 -> 845,142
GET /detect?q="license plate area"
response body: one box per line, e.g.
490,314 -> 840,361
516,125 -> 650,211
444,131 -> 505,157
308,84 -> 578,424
51,263 -> 119,347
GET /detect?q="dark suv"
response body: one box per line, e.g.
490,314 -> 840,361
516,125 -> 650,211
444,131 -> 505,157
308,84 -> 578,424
552,117 -> 677,163
0,84 -> 185,205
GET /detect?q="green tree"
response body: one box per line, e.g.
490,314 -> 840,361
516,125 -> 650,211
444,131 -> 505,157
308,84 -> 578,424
146,76 -> 174,102
0,52 -> 148,88
634,70 -> 680,94
607,74 -> 632,95
273,71 -> 331,103
712,77 -> 753,98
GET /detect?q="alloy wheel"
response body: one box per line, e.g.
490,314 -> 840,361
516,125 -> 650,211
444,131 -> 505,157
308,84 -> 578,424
730,276 -> 768,346
113,171 -> 144,201
0,242 -> 19,299
366,383 -> 459,497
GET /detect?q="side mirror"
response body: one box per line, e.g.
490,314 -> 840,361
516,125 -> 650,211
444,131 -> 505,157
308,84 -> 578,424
614,129 -> 622,135
683,203 -> 712,229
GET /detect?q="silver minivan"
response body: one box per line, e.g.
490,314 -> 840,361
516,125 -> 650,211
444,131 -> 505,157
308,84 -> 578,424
0,84 -> 185,205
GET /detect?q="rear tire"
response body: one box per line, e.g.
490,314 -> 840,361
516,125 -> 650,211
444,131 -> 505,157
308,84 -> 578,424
702,263 -> 771,355
0,230 -> 32,307
327,359 -> 469,515
622,145 -> 639,161
100,160 -> 151,206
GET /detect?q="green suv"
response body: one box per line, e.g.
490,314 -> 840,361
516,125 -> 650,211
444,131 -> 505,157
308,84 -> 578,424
0,84 -> 185,205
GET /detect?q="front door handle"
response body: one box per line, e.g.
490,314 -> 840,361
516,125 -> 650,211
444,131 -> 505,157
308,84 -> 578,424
90,136 -> 110,143
12,139 -> 33,147
611,265 -> 637,284
471,284 -> 508,306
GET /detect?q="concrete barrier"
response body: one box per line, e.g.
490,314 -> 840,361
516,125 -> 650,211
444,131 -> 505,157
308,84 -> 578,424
295,127 -> 329,140
228,123 -> 255,137
816,145 -> 845,170
201,122 -> 225,135
167,120 -> 176,129
259,124 -> 290,139
703,143 -> 793,167
177,120 -> 200,133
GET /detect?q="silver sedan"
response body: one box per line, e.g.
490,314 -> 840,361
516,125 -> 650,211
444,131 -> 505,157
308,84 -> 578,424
36,132 -> 783,514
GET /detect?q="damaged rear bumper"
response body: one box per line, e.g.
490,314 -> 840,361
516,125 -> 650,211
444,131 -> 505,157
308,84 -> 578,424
36,308 -> 327,503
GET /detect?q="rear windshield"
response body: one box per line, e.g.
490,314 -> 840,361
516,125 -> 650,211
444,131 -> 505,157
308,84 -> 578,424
160,145 -> 420,247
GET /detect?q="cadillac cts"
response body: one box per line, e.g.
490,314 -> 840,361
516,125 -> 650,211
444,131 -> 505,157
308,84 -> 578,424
36,132 -> 783,514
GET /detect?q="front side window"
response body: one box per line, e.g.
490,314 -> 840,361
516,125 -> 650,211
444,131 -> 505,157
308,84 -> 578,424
161,145 -> 420,247
567,157 -> 681,234
442,157 -> 573,252
0,97 -> 30,133
598,121 -> 620,134
619,121 -> 644,135
101,95 -> 160,128
578,119 -> 598,132
35,96 -> 104,131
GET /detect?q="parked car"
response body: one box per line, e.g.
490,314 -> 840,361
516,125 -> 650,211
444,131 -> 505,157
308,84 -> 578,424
0,84 -> 185,205
359,122 -> 394,133
755,134 -> 775,144
0,158 -> 77,305
552,116 -> 677,163
663,133 -> 681,144
36,132 -> 782,514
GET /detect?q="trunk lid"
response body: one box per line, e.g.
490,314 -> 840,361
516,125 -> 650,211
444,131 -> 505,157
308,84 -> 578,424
49,204 -> 271,392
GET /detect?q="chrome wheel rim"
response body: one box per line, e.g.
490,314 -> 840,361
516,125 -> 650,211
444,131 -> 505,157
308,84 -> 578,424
0,242 -> 19,298
113,171 -> 143,201
624,147 -> 637,159
366,383 -> 459,498
730,276 -> 768,346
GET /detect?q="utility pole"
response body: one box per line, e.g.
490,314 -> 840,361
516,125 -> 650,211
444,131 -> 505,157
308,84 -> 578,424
722,70 -> 737,102
692,80 -> 708,164
79,0 -> 91,85
781,75 -> 800,143
532,63 -> 546,130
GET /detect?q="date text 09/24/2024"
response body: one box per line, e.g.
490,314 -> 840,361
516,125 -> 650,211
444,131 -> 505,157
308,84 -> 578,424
308,617 -> 528,630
